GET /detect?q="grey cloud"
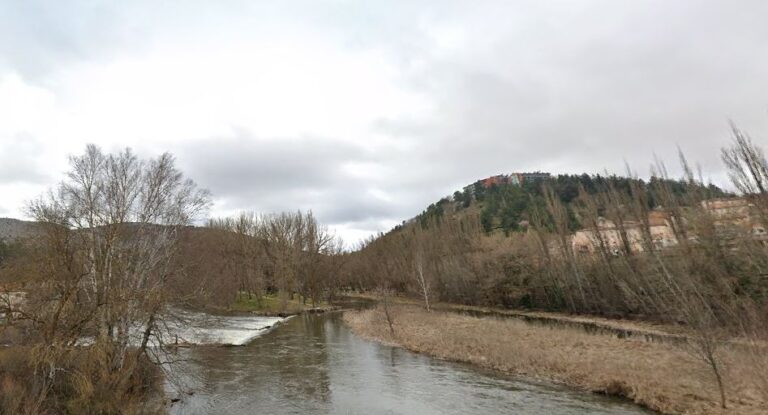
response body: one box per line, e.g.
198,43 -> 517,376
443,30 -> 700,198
0,134 -> 50,185
0,1 -> 128,81
370,0 -> 768,189
348,0 -> 768,229
309,188 -> 407,225
177,132 -> 412,228
0,1 -> 266,81
3,0 -> 768,242
182,133 -> 360,193
0,0 -> 430,83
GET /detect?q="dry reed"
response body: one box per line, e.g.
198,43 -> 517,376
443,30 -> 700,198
344,305 -> 768,415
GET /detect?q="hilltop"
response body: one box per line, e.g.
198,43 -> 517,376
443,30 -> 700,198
0,218 -> 40,241
412,172 -> 730,234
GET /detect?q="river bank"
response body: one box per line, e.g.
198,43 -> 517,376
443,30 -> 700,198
167,311 -> 650,414
342,292 -> 687,341
343,305 -> 768,415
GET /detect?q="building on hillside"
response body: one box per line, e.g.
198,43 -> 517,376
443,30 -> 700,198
510,172 -> 551,186
701,197 -> 767,239
462,174 -> 510,195
482,174 -> 512,188
573,197 -> 768,255
463,171 -> 552,194
572,210 -> 677,255
702,198 -> 752,225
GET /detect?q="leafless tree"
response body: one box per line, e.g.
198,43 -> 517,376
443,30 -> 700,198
12,145 -> 209,412
377,286 -> 396,337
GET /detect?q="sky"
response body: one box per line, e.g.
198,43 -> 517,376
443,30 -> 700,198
1,0 -> 768,243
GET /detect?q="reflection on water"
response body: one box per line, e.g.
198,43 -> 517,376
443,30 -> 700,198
168,313 -> 652,415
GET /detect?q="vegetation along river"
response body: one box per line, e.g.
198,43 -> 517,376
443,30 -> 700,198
165,311 -> 653,415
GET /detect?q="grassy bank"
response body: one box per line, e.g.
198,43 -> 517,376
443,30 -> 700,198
343,292 -> 685,339
231,293 -> 331,315
343,305 -> 768,415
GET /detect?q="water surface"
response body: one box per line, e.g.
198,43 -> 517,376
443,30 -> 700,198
168,312 -> 652,415
161,309 -> 284,346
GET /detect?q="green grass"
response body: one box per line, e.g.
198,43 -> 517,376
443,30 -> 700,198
231,292 -> 329,314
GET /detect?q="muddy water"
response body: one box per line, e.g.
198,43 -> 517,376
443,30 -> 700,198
167,312 -> 652,415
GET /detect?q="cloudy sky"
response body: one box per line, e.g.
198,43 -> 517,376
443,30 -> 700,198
1,1 -> 767,242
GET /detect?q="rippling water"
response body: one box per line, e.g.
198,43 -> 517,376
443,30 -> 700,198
160,309 -> 286,346
166,312 -> 652,415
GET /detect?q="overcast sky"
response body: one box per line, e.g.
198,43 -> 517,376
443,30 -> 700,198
1,1 -> 768,243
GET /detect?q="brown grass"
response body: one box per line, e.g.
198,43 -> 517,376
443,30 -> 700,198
344,292 -> 686,337
0,345 -> 166,415
344,305 -> 768,415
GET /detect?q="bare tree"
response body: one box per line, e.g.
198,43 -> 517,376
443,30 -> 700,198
413,248 -> 431,312
377,286 -> 396,337
16,145 -> 210,412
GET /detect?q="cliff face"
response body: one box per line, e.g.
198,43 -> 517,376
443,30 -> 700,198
0,218 -> 39,241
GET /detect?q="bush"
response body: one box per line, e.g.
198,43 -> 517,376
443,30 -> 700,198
0,346 -> 165,415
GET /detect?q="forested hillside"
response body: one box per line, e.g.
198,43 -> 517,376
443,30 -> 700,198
350,138 -> 765,320
416,173 -> 729,235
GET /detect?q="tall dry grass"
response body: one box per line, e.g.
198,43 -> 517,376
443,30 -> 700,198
344,305 -> 768,415
0,345 -> 165,415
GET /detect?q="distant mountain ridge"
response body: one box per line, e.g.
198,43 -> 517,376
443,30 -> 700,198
0,218 -> 40,241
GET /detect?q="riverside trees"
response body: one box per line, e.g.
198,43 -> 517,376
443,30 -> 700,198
0,146 -> 347,412
205,210 -> 343,311
2,133 -> 767,411
0,145 -> 210,413
349,138 -> 765,321
347,129 -> 768,406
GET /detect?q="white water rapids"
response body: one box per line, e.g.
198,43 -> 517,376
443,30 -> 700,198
2,290 -> 284,346
159,310 -> 287,346
72,309 -> 287,347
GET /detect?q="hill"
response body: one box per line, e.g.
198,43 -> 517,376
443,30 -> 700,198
0,218 -> 40,241
413,172 -> 730,235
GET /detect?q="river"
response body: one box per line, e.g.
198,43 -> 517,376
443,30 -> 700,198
166,312 -> 652,414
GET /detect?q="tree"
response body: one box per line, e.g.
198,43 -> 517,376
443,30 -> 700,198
414,252 -> 430,311
17,145 -> 210,411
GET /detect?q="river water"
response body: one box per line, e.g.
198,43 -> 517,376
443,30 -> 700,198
167,312 -> 652,415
